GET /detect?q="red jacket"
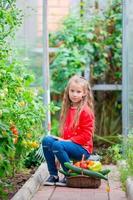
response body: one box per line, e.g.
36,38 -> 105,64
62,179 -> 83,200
62,104 -> 95,153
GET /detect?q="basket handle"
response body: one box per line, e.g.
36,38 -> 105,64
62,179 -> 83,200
81,168 -> 84,175
81,154 -> 85,175
81,154 -> 85,163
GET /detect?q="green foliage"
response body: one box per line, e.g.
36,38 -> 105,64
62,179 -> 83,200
108,144 -> 122,163
124,134 -> 133,173
0,0 -> 46,197
95,134 -> 122,164
94,91 -> 122,136
24,149 -> 42,168
49,0 -> 122,93
0,0 -> 22,59
95,129 -> 133,190
0,48 -> 45,179
51,118 -> 59,136
50,15 -> 92,93
94,134 -> 122,146
119,134 -> 133,190
0,179 -> 12,200
119,166 -> 129,191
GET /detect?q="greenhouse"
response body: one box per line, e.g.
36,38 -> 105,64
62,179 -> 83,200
0,0 -> 133,199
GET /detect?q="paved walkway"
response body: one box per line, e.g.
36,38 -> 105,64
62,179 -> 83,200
32,165 -> 127,200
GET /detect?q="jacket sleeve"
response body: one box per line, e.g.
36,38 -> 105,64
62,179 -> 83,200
70,110 -> 94,146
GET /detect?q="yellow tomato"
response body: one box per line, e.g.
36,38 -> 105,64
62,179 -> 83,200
22,140 -> 27,147
9,152 -> 15,160
2,130 -> 7,136
31,141 -> 39,148
3,88 -> 8,94
15,87 -> 23,94
106,185 -> 110,192
18,101 -> 26,107
0,92 -> 5,99
13,137 -> 18,144
26,133 -> 32,139
0,154 -> 3,161
0,110 -> 2,117
26,141 -> 32,147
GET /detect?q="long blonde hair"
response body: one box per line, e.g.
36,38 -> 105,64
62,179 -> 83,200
59,75 -> 94,134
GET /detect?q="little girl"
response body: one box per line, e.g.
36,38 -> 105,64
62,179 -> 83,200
42,75 -> 95,186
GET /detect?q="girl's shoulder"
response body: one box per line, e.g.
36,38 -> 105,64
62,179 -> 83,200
81,104 -> 92,113
81,104 -> 94,118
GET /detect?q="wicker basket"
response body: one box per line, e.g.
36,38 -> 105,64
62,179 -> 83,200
66,175 -> 101,188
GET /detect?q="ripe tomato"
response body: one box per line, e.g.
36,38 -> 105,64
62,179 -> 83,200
86,160 -> 94,166
12,128 -> 18,135
10,125 -> 16,131
74,161 -> 80,167
80,162 -> 88,169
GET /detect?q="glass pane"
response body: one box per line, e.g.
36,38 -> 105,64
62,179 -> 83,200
16,0 -> 43,87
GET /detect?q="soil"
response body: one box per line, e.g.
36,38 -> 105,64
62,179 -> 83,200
6,167 -> 37,200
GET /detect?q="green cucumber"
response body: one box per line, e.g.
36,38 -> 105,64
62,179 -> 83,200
100,169 -> 111,175
59,169 -> 69,176
64,162 -> 108,180
59,169 -> 78,177
68,172 -> 79,176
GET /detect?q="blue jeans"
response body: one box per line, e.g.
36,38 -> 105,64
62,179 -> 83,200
42,135 -> 90,176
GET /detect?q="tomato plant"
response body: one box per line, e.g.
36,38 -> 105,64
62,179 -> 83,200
0,0 -> 46,198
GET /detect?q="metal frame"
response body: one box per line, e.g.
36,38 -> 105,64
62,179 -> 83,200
122,0 -> 128,136
42,0 -> 51,134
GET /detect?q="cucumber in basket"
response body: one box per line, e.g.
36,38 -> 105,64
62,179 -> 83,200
100,169 -> 111,175
64,162 -> 108,180
59,169 -> 78,177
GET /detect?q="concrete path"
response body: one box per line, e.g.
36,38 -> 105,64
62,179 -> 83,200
32,164 -> 127,200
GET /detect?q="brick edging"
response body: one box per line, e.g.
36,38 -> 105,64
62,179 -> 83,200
11,163 -> 48,200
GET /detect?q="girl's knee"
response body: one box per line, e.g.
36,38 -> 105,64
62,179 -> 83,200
42,135 -> 53,146
52,141 -> 63,153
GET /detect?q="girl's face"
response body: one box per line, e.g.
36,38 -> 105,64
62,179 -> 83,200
69,81 -> 86,106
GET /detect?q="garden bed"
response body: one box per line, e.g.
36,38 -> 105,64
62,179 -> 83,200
5,167 -> 37,200
9,163 -> 48,200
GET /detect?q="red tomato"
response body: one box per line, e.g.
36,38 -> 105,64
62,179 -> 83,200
12,128 -> 18,135
80,163 -> 88,169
